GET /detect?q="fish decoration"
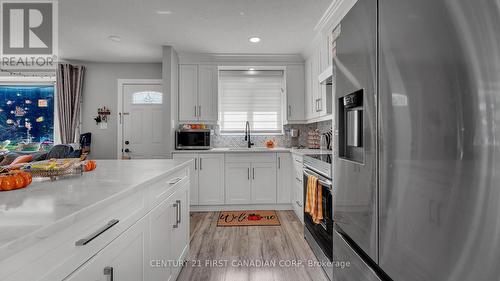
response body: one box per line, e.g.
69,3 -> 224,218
6,119 -> 13,124
36,116 -> 44,122
25,100 -> 32,104
6,100 -> 13,105
15,106 -> 26,117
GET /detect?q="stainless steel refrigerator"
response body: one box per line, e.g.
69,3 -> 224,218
332,0 -> 500,280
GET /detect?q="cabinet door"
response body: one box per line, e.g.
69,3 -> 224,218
305,58 -> 314,119
311,48 -> 320,118
251,162 -> 277,204
276,153 -> 292,204
173,154 -> 199,205
285,65 -> 305,122
65,216 -> 149,281
225,162 -> 251,204
197,65 -> 218,121
169,181 -> 189,279
149,198 -> 173,281
198,154 -> 225,205
179,64 -> 198,121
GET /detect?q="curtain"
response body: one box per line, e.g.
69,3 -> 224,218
56,64 -> 85,144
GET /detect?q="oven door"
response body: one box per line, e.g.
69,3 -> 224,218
175,130 -> 210,150
303,168 -> 334,261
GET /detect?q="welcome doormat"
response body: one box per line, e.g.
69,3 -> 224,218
217,210 -> 281,226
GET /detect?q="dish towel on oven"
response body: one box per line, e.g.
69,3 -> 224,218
305,175 -> 323,224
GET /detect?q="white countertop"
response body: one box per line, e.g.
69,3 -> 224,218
173,147 -> 331,156
0,159 -> 187,261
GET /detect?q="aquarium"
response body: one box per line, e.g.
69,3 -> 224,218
0,85 -> 55,151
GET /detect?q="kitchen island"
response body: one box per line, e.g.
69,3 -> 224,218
0,159 -> 190,281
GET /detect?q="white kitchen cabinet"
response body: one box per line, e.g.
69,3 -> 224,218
172,154 -> 198,205
168,181 -> 189,278
225,162 -> 251,204
173,153 -> 225,206
305,58 -> 314,119
285,65 -> 305,123
292,154 -> 304,223
65,216 -> 150,281
178,64 -> 218,122
197,65 -> 218,121
149,196 -> 173,281
276,153 -> 292,204
251,162 -> 277,204
225,153 -> 277,205
179,64 -> 198,121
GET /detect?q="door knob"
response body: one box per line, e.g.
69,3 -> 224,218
124,148 -> 131,153
125,141 -> 129,145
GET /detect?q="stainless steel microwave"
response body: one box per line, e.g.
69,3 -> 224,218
175,129 -> 211,150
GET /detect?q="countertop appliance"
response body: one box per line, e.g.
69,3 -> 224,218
303,153 -> 333,280
332,0 -> 500,280
175,129 -> 211,150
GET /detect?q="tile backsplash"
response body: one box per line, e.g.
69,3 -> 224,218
206,120 -> 332,148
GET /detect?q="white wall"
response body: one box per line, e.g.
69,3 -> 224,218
76,61 -> 162,159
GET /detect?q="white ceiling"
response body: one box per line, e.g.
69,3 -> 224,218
59,0 -> 332,62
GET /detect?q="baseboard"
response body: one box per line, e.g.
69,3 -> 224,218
190,204 -> 293,212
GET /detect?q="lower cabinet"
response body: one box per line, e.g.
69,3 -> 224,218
173,153 -> 225,205
65,180 -> 190,281
276,153 -> 292,204
225,154 -> 277,205
65,216 -> 150,281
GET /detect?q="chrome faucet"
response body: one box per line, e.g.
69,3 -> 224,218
245,121 -> 254,148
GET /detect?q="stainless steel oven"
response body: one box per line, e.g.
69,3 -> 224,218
175,129 -> 211,150
303,154 -> 334,280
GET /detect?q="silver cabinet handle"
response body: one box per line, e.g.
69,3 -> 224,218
199,158 -> 202,170
173,202 -> 179,228
104,266 -> 113,281
252,168 -> 255,179
296,200 -> 303,207
288,105 -> 291,117
296,177 -> 302,182
194,158 -> 197,170
198,105 -> 201,117
318,98 -> 322,111
76,219 -> 119,246
247,168 -> 250,180
194,106 -> 197,117
278,157 -> 281,169
168,177 -> 182,185
176,199 -> 181,225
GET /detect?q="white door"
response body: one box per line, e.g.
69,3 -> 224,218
251,162 -> 277,204
173,154 -> 199,205
122,83 -> 166,159
198,154 -> 225,205
197,65 -> 218,121
225,162 -> 251,204
178,65 -> 198,121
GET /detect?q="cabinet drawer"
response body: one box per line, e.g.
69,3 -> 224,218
2,190 -> 147,281
293,184 -> 304,223
149,167 -> 189,207
225,153 -> 275,163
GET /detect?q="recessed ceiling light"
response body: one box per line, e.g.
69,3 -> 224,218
248,68 -> 256,71
249,37 -> 261,43
156,10 -> 172,15
108,35 -> 121,42
240,12 -> 245,16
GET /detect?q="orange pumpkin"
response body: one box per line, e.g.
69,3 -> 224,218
0,175 -> 16,191
84,160 -> 97,172
14,175 -> 25,189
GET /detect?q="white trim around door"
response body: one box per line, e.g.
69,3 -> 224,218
116,79 -> 163,159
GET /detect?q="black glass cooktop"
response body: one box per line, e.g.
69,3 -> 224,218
306,153 -> 332,164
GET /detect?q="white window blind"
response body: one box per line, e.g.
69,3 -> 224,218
218,70 -> 284,134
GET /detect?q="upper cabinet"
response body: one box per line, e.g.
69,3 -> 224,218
304,32 -> 333,122
285,64 -> 306,123
179,64 -> 218,122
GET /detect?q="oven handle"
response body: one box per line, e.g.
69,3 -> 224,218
303,169 -> 332,188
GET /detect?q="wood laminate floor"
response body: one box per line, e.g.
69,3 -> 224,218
177,211 -> 329,281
